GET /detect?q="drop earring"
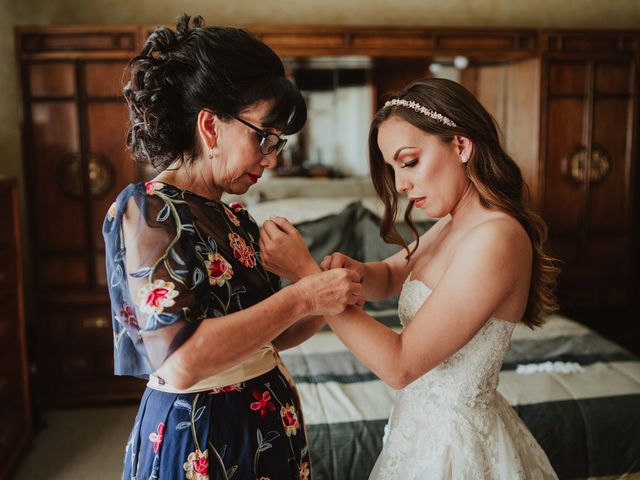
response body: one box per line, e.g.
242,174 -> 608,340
208,147 -> 214,160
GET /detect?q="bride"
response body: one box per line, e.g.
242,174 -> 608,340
260,77 -> 559,479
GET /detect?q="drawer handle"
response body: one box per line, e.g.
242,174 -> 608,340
82,316 -> 110,329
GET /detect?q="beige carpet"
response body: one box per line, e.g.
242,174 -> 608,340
10,406 -> 138,480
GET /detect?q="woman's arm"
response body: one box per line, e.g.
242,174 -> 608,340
155,268 -> 364,389
271,314 -> 326,351
325,220 -> 531,389
320,217 -> 450,300
258,216 -> 344,350
260,215 -> 405,302
322,257 -> 393,301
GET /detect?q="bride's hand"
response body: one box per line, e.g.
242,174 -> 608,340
320,252 -> 365,282
260,216 -> 319,281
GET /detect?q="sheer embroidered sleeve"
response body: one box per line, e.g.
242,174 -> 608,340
103,183 -> 209,377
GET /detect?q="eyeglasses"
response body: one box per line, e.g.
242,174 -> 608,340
230,114 -> 288,156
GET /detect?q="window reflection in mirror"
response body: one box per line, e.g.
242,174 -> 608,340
279,56 -> 373,178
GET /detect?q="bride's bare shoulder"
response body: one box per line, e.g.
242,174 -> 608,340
459,214 -> 532,268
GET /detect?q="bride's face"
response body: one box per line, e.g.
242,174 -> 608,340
377,116 -> 469,218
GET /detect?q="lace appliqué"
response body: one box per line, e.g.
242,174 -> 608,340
370,280 -> 558,480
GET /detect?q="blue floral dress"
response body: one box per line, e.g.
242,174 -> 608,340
103,181 -> 310,480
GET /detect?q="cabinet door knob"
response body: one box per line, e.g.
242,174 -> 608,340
561,145 -> 611,186
56,153 -> 114,200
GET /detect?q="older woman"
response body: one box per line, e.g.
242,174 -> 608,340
103,15 -> 363,480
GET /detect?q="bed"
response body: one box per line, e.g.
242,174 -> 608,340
280,314 -> 640,480
226,178 -> 640,479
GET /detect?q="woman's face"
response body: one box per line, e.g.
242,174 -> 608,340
377,116 -> 469,218
207,100 -> 282,196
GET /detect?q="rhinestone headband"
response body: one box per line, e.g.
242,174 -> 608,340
383,99 -> 457,127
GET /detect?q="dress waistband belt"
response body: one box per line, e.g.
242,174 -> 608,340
147,344 -> 279,394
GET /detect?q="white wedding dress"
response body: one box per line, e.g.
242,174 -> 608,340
369,279 -> 558,480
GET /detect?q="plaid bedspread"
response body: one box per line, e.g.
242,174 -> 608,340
280,314 -> 640,480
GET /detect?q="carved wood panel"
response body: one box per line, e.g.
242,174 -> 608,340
541,55 -> 636,310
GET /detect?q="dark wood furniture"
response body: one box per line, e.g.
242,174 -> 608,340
15,25 -> 639,407
535,32 -> 640,352
16,27 -> 148,407
0,177 -> 32,477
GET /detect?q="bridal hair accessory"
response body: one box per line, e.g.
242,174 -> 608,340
383,99 -> 457,127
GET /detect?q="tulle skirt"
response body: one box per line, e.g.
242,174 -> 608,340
370,393 -> 557,480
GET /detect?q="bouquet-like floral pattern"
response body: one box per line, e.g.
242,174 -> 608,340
205,252 -> 234,287
183,449 -> 209,479
137,279 -> 179,314
229,233 -> 257,268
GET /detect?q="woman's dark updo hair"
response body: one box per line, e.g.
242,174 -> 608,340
124,14 -> 307,170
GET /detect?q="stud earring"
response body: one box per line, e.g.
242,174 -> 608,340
461,154 -> 469,164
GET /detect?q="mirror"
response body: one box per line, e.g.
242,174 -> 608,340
272,54 -> 540,185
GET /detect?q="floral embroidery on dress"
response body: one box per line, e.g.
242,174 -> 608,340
137,279 -> 179,314
229,233 -> 257,268
149,422 -> 165,453
299,461 -> 310,480
144,181 -> 165,195
205,252 -> 234,287
105,182 -> 309,479
183,449 -> 209,479
209,383 -> 244,394
223,205 -> 241,227
107,201 -> 117,219
250,390 -> 275,416
280,403 -> 300,437
117,303 -> 138,328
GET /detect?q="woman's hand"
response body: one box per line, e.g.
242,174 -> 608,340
260,216 -> 319,281
320,252 -> 365,281
295,268 -> 365,316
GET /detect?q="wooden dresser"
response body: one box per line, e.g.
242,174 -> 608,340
0,177 -> 32,478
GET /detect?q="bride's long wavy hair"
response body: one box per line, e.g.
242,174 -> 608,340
369,78 -> 559,328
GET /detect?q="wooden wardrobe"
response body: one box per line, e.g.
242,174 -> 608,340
16,25 -> 639,407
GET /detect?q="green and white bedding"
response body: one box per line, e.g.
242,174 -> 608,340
280,314 -> 640,480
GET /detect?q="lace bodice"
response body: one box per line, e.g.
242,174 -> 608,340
398,279 -> 516,408
369,279 -> 558,479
